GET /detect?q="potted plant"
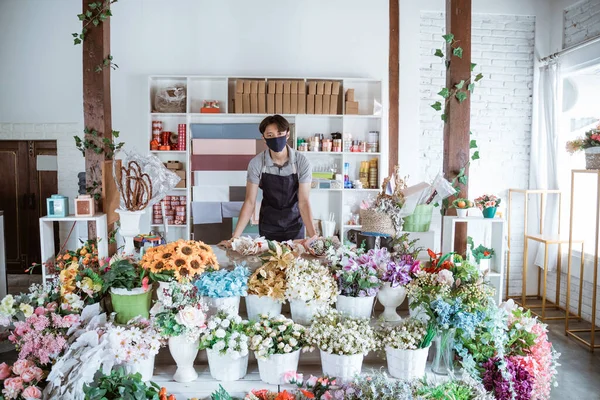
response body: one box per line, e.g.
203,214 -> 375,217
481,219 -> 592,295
377,318 -> 435,379
285,259 -> 337,325
151,281 -> 207,383
82,366 -> 173,400
307,309 -> 377,383
375,249 -> 418,322
195,264 -> 250,316
566,123 -> 600,170
246,314 -> 310,385
105,317 -> 163,382
474,194 -> 501,219
470,242 -> 494,273
452,198 -> 473,218
101,254 -> 154,325
333,249 -> 383,319
199,310 -> 249,382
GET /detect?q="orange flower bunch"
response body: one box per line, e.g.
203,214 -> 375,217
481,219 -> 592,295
141,239 -> 219,282
422,249 -> 454,273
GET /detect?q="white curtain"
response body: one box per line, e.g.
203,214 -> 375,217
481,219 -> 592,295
529,60 -> 562,271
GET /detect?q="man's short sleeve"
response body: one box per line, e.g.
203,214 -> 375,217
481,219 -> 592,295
247,155 -> 262,184
296,153 -> 312,184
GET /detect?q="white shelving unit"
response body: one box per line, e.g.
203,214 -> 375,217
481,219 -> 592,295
442,216 -> 505,304
148,76 -> 385,241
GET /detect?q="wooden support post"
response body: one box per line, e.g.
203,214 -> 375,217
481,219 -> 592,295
444,0 -> 471,255
388,0 -> 399,176
82,0 -> 113,240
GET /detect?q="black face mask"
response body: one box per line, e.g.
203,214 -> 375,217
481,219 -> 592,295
265,136 -> 287,152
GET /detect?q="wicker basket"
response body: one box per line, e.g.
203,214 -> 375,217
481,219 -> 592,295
403,205 -> 434,232
585,147 -> 600,170
360,209 -> 395,236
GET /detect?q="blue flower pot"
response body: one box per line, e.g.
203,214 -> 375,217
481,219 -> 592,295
482,207 -> 497,218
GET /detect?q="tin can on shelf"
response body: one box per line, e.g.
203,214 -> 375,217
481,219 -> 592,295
161,131 -> 171,146
152,121 -> 163,131
178,124 -> 187,151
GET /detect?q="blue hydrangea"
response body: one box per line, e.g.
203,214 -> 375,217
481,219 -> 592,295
194,263 -> 249,298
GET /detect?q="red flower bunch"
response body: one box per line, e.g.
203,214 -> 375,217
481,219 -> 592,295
422,249 -> 454,273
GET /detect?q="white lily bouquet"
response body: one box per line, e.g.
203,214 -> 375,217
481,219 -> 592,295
198,311 -> 249,360
307,309 -> 376,356
376,317 -> 435,351
285,259 -> 337,306
246,314 -> 311,360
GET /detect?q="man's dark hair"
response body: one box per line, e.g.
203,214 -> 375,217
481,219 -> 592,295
259,115 -> 290,135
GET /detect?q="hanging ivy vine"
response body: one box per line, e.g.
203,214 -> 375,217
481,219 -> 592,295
72,0 -> 118,45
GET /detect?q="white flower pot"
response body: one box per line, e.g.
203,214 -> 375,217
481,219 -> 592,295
121,355 -> 155,382
320,350 -> 363,383
456,208 -> 468,218
157,281 -> 170,302
478,258 -> 491,274
336,295 -> 374,319
115,208 -> 145,255
203,296 -> 240,317
168,335 -> 199,382
206,348 -> 248,381
290,300 -> 326,325
385,345 -> 431,379
408,297 -> 430,322
245,295 -> 282,321
377,283 -> 407,322
256,350 -> 301,385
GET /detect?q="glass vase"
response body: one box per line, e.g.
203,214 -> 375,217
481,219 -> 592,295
431,328 -> 456,375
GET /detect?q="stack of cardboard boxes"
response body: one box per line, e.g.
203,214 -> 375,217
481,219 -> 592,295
345,88 -> 359,115
165,161 -> 186,188
306,80 -> 341,115
266,80 -> 306,114
234,79 -> 267,114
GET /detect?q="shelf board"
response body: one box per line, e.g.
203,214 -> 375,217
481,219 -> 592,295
343,225 -> 362,229
170,188 -> 187,191
150,113 -> 186,117
310,188 -> 342,192
344,152 -> 381,155
149,150 -> 187,154
343,114 -> 382,118
297,152 -> 380,156
344,188 -> 380,192
151,224 -> 188,228
189,113 -> 296,118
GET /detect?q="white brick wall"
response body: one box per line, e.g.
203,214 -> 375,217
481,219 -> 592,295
564,0 -> 600,48
420,13 -> 535,298
0,123 -> 84,251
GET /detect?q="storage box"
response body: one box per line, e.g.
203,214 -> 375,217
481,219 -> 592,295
275,93 -> 283,113
250,80 -> 259,114
235,93 -> 243,113
74,195 -> 95,217
283,81 -> 291,94
243,80 -> 251,94
315,95 -> 323,114
324,81 -> 332,95
322,94 -> 331,114
243,94 -> 251,114
332,81 -> 340,95
236,80 -> 244,94
268,80 -> 276,94
308,81 -> 317,95
258,93 -> 266,114
258,80 -> 266,94
283,83 -> 291,114
346,88 -> 355,102
298,80 -> 306,94
307,94 -> 315,114
250,80 -> 258,93
291,81 -> 298,94
345,101 -> 359,115
165,161 -> 183,170
317,81 -> 325,95
267,93 -> 275,113
175,179 -> 186,189
330,95 -> 339,114
297,94 -> 306,114
175,170 -> 186,179
276,81 -> 284,93
290,92 -> 298,113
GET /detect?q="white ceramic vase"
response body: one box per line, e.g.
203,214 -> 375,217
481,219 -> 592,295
457,208 -> 468,218
115,208 -> 145,256
320,350 -> 363,383
256,350 -> 301,385
168,335 -> 199,383
478,258 -> 491,274
206,348 -> 248,381
377,283 -> 407,322
203,296 -> 240,317
385,345 -> 431,379
290,300 -> 326,325
245,295 -> 282,321
336,295 -> 374,319
121,355 -> 155,382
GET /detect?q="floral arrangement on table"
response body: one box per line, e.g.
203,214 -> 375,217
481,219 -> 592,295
231,236 -> 269,256
82,366 -> 174,400
307,309 -> 376,356
246,242 -> 295,302
141,239 -> 219,283
105,316 -> 163,366
240,373 -> 335,400
284,259 -> 337,306
58,261 -> 103,312
0,360 -> 45,400
365,248 -> 417,288
198,311 -> 249,360
100,254 -> 152,294
151,281 -> 208,343
565,123 -> 600,153
195,264 -> 250,298
391,233 -> 423,260
452,198 -> 473,210
474,194 -> 501,211
333,250 -> 382,297
0,284 -> 59,328
47,239 -> 101,273
304,237 -> 341,258
376,317 -> 435,351
246,314 -> 310,360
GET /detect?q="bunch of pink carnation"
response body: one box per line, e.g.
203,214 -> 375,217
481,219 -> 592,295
474,194 -> 501,210
0,360 -> 44,400
8,306 -> 79,366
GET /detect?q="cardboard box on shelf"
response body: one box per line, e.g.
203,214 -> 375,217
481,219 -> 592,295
175,170 -> 186,179
250,80 -> 258,93
315,95 -> 323,114
267,93 -> 275,114
235,93 -> 243,113
308,81 -> 317,95
283,93 -> 291,114
258,80 -> 266,94
323,94 -> 331,114
283,81 -> 291,94
330,94 -> 339,114
250,92 -> 259,113
243,94 -> 251,114
291,81 -> 298,94
175,179 -> 186,189
345,88 -> 355,102
275,93 -> 283,114
316,81 -> 325,95
324,81 -> 332,95
276,81 -> 284,93
267,80 -> 276,94
345,101 -> 359,115
298,93 -> 306,114
165,161 -> 183,170
298,80 -> 306,94
243,80 -> 251,94
307,94 -> 315,114
291,92 -> 298,113
258,93 -> 266,114
236,79 -> 244,94
332,81 -> 340,95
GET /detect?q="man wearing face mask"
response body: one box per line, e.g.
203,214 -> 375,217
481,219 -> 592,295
230,115 -> 316,242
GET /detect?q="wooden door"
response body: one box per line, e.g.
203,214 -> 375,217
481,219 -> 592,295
0,141 -> 57,274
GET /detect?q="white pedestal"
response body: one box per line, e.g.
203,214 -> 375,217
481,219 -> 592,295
39,213 -> 108,282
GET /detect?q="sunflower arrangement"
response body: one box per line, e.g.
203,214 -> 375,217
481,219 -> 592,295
141,239 -> 219,283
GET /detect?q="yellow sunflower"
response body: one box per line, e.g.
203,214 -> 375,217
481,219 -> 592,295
173,265 -> 194,283
175,242 -> 196,261
187,255 -> 205,274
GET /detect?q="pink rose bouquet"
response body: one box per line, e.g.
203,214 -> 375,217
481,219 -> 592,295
0,361 -> 44,400
474,194 -> 501,210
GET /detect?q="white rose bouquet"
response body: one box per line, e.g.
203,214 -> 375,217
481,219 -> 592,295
285,259 -> 337,306
307,309 -> 376,356
106,316 -> 163,364
246,314 -> 311,360
198,311 -> 249,360
377,317 -> 435,351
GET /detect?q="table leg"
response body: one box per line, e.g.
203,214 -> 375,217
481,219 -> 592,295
523,237 -> 529,307
542,244 -> 549,321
